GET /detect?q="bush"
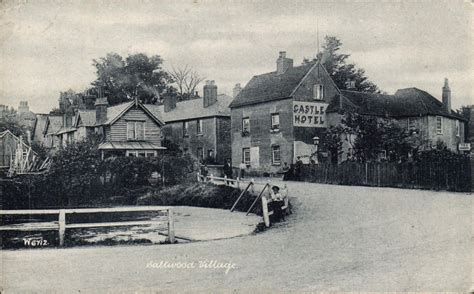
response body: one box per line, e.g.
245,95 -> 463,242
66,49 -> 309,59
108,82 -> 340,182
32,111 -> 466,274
137,182 -> 262,215
2,139 -> 196,209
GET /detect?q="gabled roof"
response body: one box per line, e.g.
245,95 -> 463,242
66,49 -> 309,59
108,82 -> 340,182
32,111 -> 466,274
44,115 -> 63,135
334,88 -> 466,121
102,101 -> 134,125
229,64 -> 314,108
145,94 -> 232,123
101,101 -> 165,127
75,110 -> 96,127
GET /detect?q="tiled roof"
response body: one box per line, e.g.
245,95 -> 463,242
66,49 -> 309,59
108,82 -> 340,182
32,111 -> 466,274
98,141 -> 167,150
56,127 -> 76,135
45,116 -> 63,135
229,64 -> 313,108
76,110 -> 96,127
103,101 -> 134,125
334,88 -> 466,120
145,94 -> 232,122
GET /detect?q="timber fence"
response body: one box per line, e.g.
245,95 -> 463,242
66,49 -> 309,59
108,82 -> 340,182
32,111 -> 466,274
0,206 -> 175,246
300,159 -> 472,192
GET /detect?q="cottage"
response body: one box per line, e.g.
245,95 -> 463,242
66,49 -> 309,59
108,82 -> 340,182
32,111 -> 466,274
229,51 -> 466,173
94,98 -> 166,158
146,81 -> 232,164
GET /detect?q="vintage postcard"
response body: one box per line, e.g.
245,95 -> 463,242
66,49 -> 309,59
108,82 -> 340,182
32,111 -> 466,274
0,0 -> 472,292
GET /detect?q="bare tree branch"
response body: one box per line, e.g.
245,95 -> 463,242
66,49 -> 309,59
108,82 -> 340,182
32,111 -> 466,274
168,65 -> 205,100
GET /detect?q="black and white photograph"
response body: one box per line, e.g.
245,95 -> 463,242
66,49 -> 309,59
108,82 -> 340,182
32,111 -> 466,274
0,0 -> 472,292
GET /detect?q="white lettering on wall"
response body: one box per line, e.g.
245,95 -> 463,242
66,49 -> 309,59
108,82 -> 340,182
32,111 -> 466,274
293,101 -> 328,128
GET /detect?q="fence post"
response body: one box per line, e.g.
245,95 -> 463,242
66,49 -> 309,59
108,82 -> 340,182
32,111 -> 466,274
262,196 -> 270,227
224,175 -> 228,186
236,177 -> 240,189
167,208 -> 175,243
58,210 -> 66,247
210,174 -> 214,183
197,172 -> 201,182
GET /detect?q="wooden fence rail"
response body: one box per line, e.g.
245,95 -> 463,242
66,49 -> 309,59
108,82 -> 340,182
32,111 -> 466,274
300,159 -> 472,192
0,206 -> 175,246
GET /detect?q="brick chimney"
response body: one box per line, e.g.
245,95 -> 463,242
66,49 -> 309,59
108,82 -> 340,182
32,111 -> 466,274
84,94 -> 96,110
233,83 -> 242,98
276,51 -> 293,75
203,80 -> 218,108
95,97 -> 108,124
164,95 -> 177,113
442,78 -> 451,113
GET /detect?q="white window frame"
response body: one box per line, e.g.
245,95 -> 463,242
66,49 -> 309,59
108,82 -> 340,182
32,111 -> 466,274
242,117 -> 250,133
127,121 -> 146,140
183,121 -> 189,137
126,150 -> 157,157
455,120 -> 460,137
197,147 -> 204,161
242,147 -> 251,164
271,113 -> 280,130
197,119 -> 203,134
272,145 -> 281,165
436,116 -> 443,135
407,117 -> 417,130
313,84 -> 324,100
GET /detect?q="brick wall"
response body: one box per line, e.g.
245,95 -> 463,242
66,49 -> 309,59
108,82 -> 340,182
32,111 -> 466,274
216,117 -> 231,164
163,117 -> 222,163
231,99 -> 294,173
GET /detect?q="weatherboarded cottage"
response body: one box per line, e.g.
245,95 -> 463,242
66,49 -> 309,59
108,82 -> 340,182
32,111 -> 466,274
229,51 -> 466,173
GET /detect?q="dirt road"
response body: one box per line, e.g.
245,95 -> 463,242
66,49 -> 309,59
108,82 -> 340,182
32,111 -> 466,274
1,182 -> 472,292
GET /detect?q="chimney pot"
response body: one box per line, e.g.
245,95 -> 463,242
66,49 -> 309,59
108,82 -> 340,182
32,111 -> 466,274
95,97 -> 108,124
233,83 -> 242,98
442,78 -> 451,113
164,95 -> 177,112
276,51 -> 293,75
203,80 -> 218,108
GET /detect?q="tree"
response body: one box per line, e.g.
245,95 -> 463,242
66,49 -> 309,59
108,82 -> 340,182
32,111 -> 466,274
303,36 -> 379,93
91,53 -> 174,105
321,126 -> 344,164
334,112 -> 418,163
0,116 -> 27,137
168,65 -> 206,101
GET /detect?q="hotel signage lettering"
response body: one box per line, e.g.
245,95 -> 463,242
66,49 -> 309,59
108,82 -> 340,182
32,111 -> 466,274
292,101 -> 328,128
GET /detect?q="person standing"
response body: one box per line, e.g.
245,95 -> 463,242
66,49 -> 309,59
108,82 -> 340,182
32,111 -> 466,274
294,156 -> 303,181
223,159 -> 233,184
239,161 -> 247,179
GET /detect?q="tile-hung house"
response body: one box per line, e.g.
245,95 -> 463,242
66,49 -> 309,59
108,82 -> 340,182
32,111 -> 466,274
146,81 -> 232,164
43,114 -> 63,151
73,109 -> 96,142
229,51 -> 467,173
94,98 -> 166,158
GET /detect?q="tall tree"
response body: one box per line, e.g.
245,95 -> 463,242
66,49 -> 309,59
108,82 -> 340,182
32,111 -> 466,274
168,65 -> 206,101
303,36 -> 379,93
91,53 -> 174,105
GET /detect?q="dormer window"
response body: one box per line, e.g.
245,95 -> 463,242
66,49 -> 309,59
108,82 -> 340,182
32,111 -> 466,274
313,84 -> 324,100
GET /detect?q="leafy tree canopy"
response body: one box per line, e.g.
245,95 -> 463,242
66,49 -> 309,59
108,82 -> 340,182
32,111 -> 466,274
303,36 -> 379,93
91,53 -> 174,105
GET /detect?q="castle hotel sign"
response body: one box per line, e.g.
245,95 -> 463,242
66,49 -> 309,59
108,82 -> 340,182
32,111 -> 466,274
292,101 -> 328,128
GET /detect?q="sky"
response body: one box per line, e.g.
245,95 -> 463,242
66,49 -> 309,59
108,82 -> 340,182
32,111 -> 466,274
0,0 -> 472,113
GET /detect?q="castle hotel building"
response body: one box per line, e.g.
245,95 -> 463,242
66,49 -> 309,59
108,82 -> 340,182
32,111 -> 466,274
229,51 -> 466,174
